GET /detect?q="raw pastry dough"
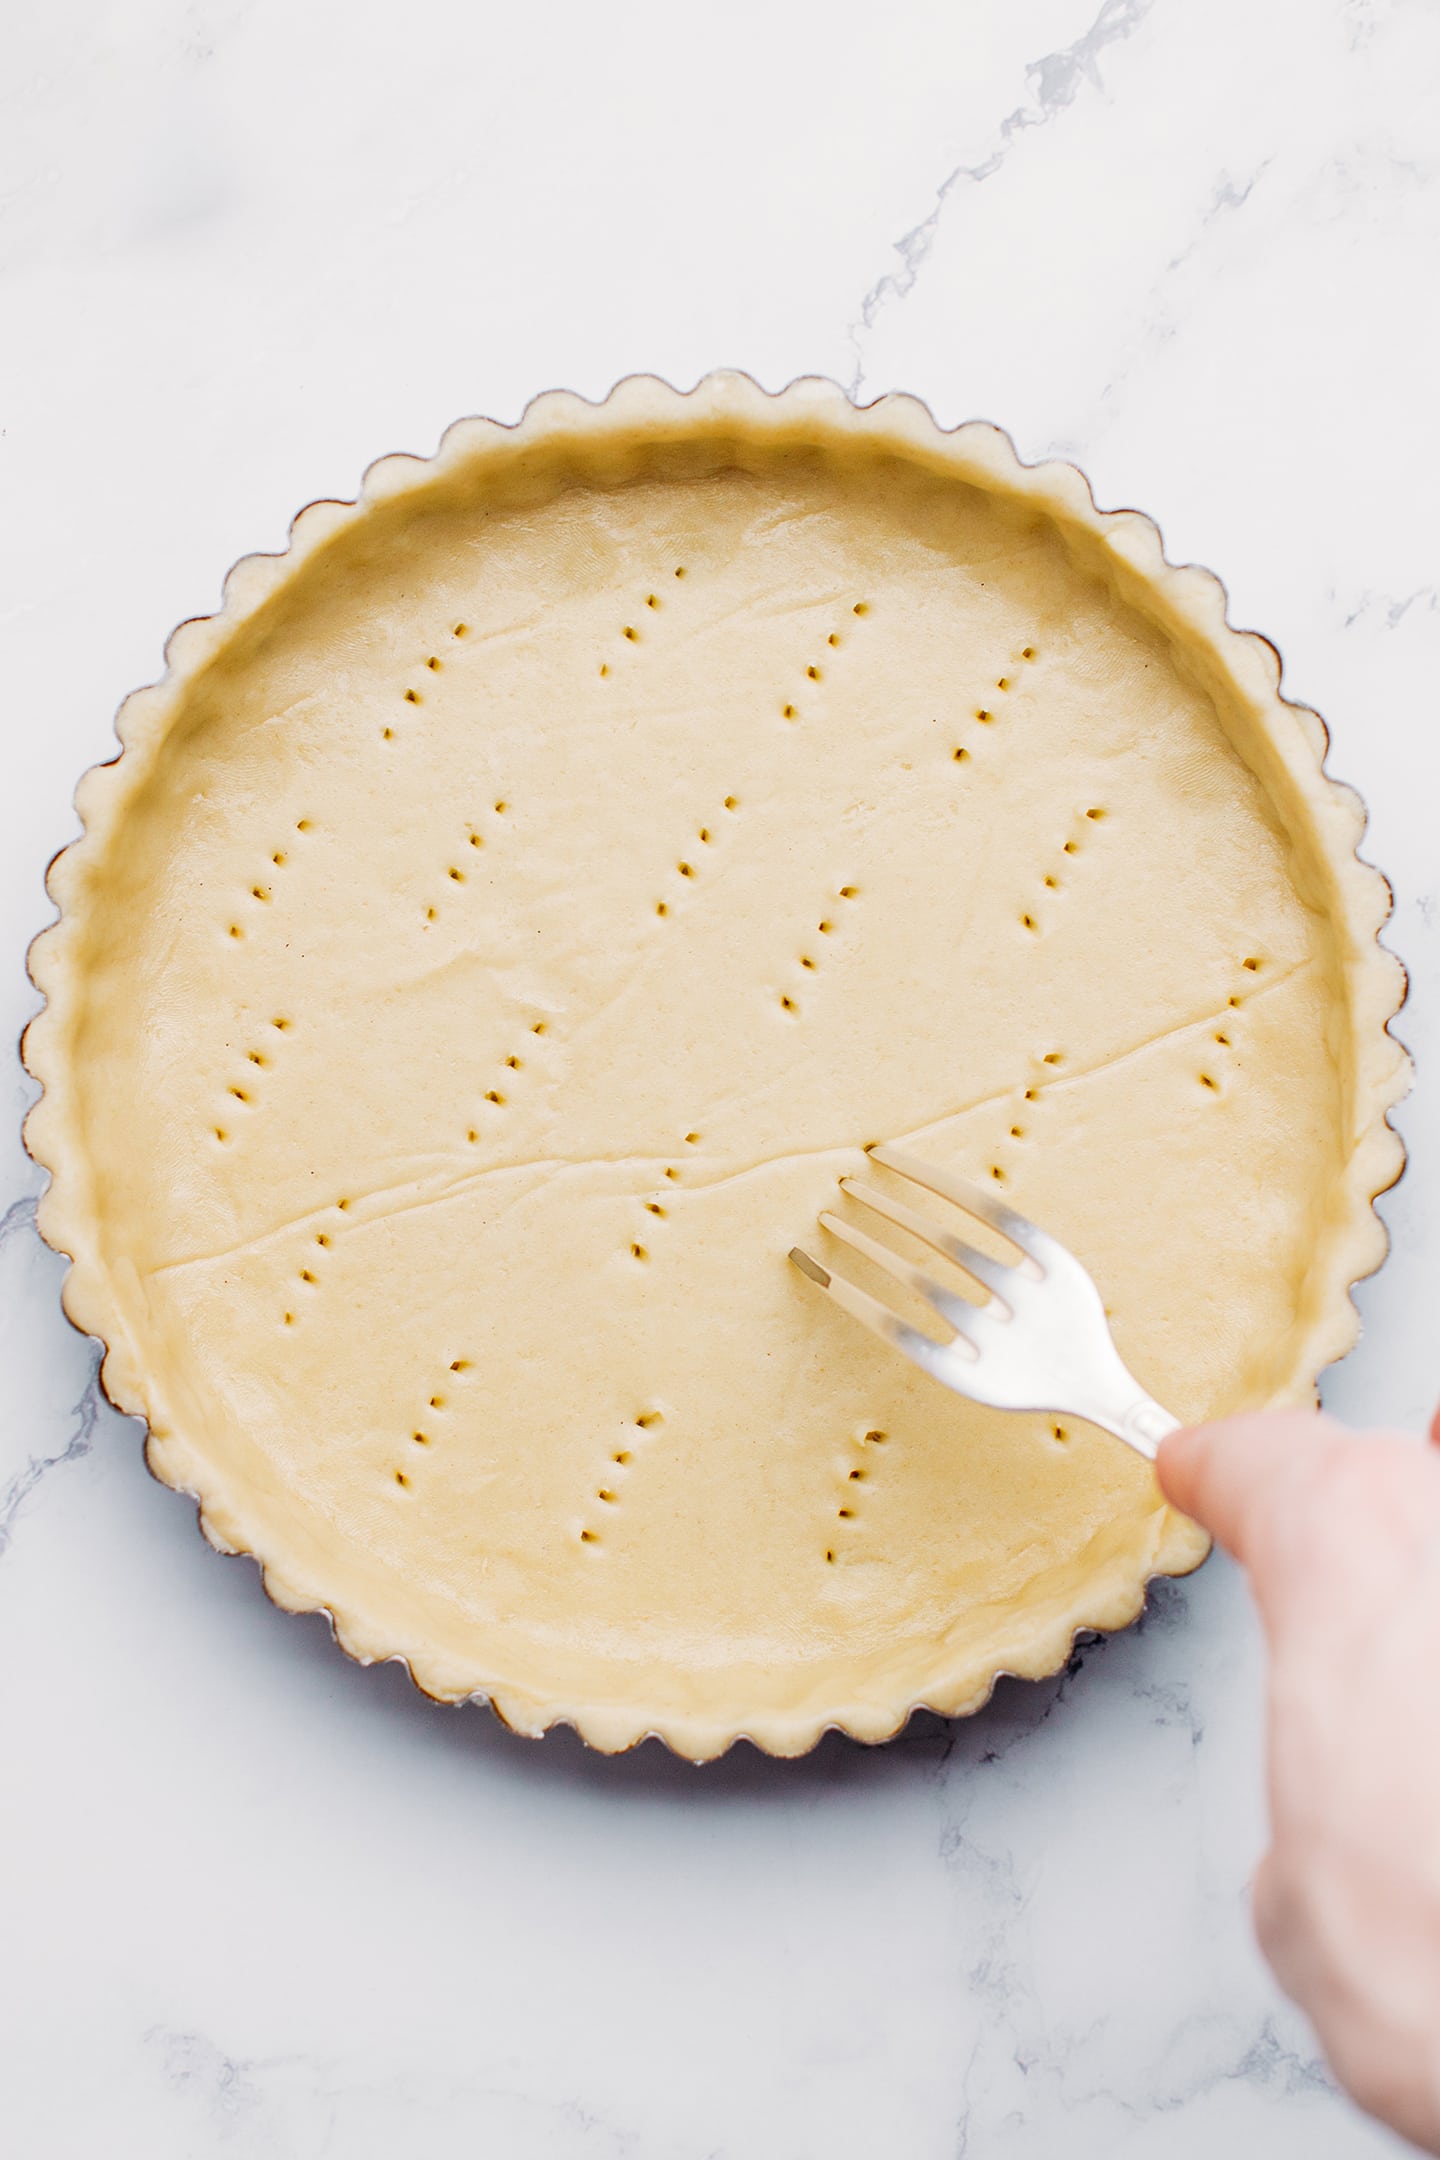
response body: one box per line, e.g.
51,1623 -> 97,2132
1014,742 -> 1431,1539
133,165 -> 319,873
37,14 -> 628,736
24,376 -> 1407,1757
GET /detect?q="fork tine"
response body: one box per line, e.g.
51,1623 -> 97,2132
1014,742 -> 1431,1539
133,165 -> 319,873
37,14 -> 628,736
836,1178 -> 1017,1300
866,1143 -> 1046,1269
817,1210 -> 984,1341
787,1245 -> 974,1365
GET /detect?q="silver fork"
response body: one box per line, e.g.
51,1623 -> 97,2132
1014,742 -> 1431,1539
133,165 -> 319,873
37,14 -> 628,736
789,1143 -> 1179,1460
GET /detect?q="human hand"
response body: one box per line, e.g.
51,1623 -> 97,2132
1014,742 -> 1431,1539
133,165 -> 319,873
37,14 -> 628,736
1158,1408 -> 1440,2155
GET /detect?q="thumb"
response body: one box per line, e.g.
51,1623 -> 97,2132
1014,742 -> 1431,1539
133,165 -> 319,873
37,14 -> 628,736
1156,1410 -> 1342,1568
1430,1402 -> 1440,1448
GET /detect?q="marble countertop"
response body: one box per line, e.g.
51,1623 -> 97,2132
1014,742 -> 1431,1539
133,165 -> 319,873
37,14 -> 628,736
2,2 -> 1436,2153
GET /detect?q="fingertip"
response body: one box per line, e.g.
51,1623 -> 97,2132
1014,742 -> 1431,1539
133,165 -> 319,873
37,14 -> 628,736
1155,1414 -> 1259,1506
1155,1423 -> 1204,1515
1153,1410 -> 1332,1561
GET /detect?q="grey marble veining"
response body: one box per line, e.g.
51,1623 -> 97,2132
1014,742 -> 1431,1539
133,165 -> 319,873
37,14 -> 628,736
1,1 -> 1434,2152
848,0 -> 1159,393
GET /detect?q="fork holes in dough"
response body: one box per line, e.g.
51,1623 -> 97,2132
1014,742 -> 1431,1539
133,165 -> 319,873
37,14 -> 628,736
852,601 -> 868,616
1053,1424 -> 1068,1442
828,633 -> 840,647
453,622 -> 469,638
404,689 -> 421,705
678,861 -> 696,878
1022,646 -> 1037,660
247,1052 -> 265,1066
636,1411 -> 662,1428
664,1166 -> 680,1180
953,747 -> 969,762
723,795 -> 738,811
295,820 -> 313,833
228,925 -> 242,940
864,1429 -> 887,1444
1243,956 -> 1261,971
656,901 -> 669,917
228,1087 -> 249,1103
623,626 -> 639,642
630,1243 -> 648,1261
450,1359 -> 471,1372
580,1529 -> 598,1543
1042,1051 -> 1063,1066
782,704 -> 797,720
1086,807 -> 1106,821
976,708 -> 993,724
780,994 -> 797,1012
837,1508 -> 855,1520
485,1090 -> 505,1105
213,1127 -> 228,1143
1199,1073 -> 1219,1091
645,1202 -> 666,1217
839,886 -> 859,900
818,919 -> 833,935
448,867 -> 463,882
800,955 -> 816,970
806,666 -> 821,681
505,1055 -> 522,1069
613,1451 -> 632,1465
1021,914 -> 1036,931
646,594 -> 660,610
686,1132 -> 701,1144
990,1165 -> 1005,1182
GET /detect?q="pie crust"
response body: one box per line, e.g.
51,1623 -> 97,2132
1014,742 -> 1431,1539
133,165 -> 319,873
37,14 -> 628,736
23,374 -> 1409,1758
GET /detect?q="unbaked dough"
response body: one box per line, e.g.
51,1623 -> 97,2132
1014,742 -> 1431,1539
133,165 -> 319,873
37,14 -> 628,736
24,377 -> 1407,1757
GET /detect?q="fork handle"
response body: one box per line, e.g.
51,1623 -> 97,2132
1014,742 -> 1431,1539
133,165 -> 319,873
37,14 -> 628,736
1092,1394 -> 1182,1462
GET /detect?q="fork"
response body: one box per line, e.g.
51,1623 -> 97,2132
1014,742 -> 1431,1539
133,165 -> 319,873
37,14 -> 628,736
789,1143 -> 1180,1460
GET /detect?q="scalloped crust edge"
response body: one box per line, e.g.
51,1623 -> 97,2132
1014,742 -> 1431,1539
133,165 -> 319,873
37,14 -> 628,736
21,370 -> 1411,1762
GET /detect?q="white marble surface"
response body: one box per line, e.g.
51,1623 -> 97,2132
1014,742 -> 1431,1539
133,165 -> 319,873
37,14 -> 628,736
2,2 -> 1437,2152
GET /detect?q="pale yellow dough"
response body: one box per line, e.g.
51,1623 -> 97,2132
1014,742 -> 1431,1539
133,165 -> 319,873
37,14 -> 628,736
25,377 -> 1407,1757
